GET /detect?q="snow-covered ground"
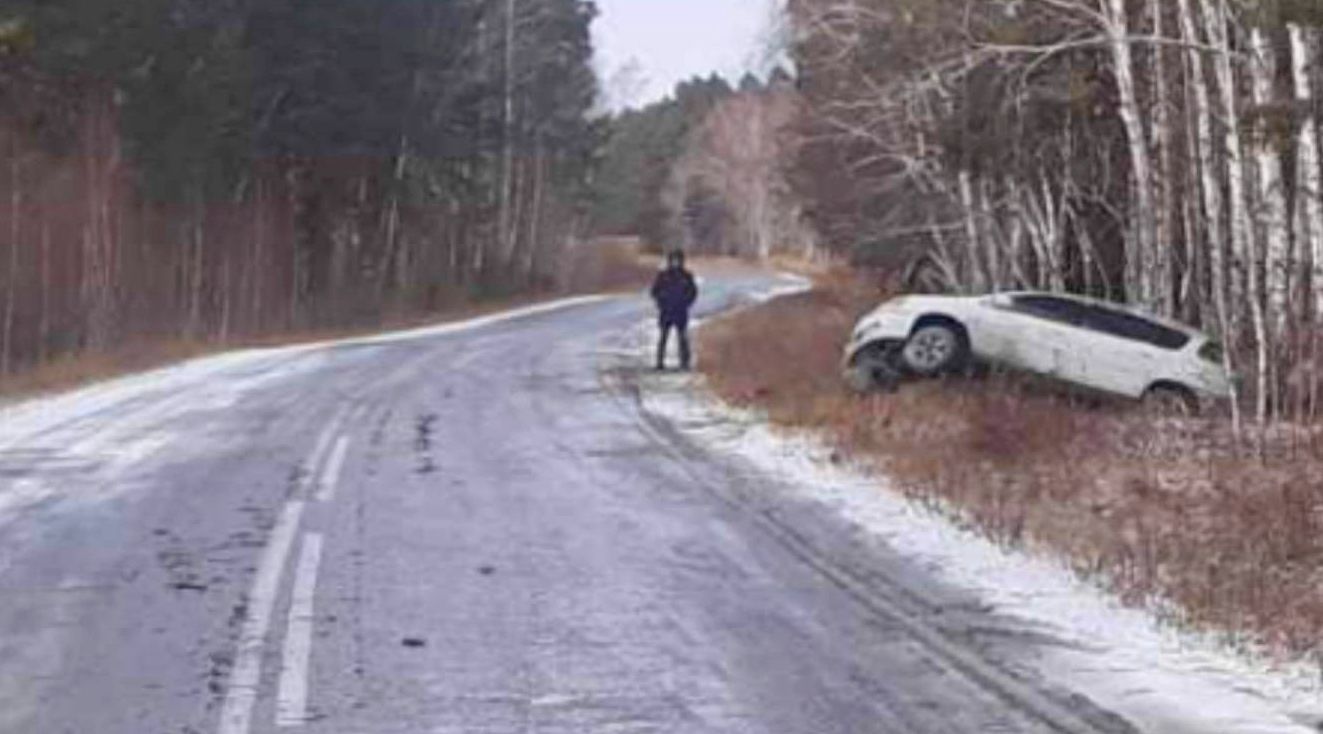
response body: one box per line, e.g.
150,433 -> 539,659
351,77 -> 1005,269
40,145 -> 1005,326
0,295 -> 614,537
0,295 -> 612,453
635,280 -> 1323,734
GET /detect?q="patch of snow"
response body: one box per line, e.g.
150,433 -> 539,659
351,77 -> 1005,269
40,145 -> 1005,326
316,294 -> 613,348
643,386 -> 1323,733
0,479 -> 56,522
749,273 -> 813,303
0,294 -> 618,529
0,294 -> 614,451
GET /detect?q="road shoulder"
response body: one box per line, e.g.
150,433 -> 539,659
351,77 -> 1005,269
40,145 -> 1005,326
616,322 -> 1322,734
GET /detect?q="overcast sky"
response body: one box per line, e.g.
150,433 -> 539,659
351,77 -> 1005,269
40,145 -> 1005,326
592,0 -> 780,110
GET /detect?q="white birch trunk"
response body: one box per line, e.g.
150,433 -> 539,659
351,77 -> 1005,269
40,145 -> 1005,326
1184,0 -> 1242,434
1042,175 -> 1067,292
1207,0 -> 1265,427
1007,215 -> 1032,289
2,155 -> 18,376
957,169 -> 986,293
1149,0 -> 1176,315
1289,24 -> 1323,325
1204,0 -> 1250,330
1179,45 -> 1205,324
977,178 -> 1001,290
38,219 -> 49,364
1250,27 -> 1290,338
1103,0 -> 1158,309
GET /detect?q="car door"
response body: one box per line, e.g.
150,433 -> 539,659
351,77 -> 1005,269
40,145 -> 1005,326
981,295 -> 1088,379
1023,298 -> 1094,385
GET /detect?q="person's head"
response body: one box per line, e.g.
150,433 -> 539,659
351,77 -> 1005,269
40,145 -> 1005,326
666,250 -> 686,270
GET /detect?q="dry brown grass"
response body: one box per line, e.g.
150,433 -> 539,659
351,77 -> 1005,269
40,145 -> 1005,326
563,237 -> 660,294
699,272 -> 1323,665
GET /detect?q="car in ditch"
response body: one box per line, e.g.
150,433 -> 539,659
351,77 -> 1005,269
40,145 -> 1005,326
843,291 -> 1233,412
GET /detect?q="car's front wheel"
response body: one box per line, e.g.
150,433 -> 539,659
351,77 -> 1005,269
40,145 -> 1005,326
902,322 -> 967,376
846,341 -> 903,393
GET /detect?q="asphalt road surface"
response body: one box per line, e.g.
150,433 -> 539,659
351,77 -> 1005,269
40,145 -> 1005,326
0,274 -> 1135,734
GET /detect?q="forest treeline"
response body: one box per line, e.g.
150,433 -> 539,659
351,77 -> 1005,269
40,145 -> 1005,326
12,0 -> 1323,428
0,0 -> 597,376
785,0 -> 1323,428
591,70 -> 817,261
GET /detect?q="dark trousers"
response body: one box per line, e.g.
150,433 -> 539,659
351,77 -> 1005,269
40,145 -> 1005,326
657,315 -> 691,369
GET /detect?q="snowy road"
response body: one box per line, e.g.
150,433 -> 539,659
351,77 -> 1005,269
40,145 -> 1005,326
0,273 -> 1275,733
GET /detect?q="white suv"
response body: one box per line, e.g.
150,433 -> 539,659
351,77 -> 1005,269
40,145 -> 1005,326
844,291 -> 1233,410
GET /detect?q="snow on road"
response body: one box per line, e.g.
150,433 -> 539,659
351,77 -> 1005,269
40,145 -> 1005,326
0,295 -> 614,533
0,295 -> 612,452
639,369 -> 1323,734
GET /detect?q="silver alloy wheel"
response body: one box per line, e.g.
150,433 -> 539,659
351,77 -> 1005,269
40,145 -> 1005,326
902,325 -> 960,375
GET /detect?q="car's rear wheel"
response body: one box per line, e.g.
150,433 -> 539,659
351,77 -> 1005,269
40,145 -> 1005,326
847,342 -> 903,393
902,322 -> 967,376
1142,384 -> 1200,417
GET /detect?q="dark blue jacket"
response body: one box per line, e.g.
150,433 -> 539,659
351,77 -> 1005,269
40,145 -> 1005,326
651,267 -> 698,319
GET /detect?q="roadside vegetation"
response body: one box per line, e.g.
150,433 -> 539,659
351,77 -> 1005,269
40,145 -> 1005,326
699,270 -> 1323,668
0,239 -> 654,400
0,0 -> 600,386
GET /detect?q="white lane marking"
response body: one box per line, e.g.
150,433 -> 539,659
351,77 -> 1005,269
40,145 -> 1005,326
275,533 -> 325,727
216,500 -> 307,734
300,404 -> 352,495
315,437 -> 350,503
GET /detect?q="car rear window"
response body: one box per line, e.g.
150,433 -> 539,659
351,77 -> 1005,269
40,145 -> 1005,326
1198,340 -> 1224,365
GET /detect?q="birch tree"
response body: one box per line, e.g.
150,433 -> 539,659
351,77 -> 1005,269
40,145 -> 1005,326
1289,23 -> 1322,325
1103,0 -> 1160,311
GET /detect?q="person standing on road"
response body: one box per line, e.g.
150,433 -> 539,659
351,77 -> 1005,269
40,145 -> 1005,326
651,250 -> 699,371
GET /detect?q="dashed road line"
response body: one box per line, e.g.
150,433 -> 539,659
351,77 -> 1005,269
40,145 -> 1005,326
216,500 -> 307,734
316,437 -> 350,503
302,406 -> 350,494
276,533 -> 325,727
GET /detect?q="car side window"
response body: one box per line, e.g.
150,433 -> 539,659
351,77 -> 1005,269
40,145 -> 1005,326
1078,304 -> 1190,350
1010,295 -> 1078,324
